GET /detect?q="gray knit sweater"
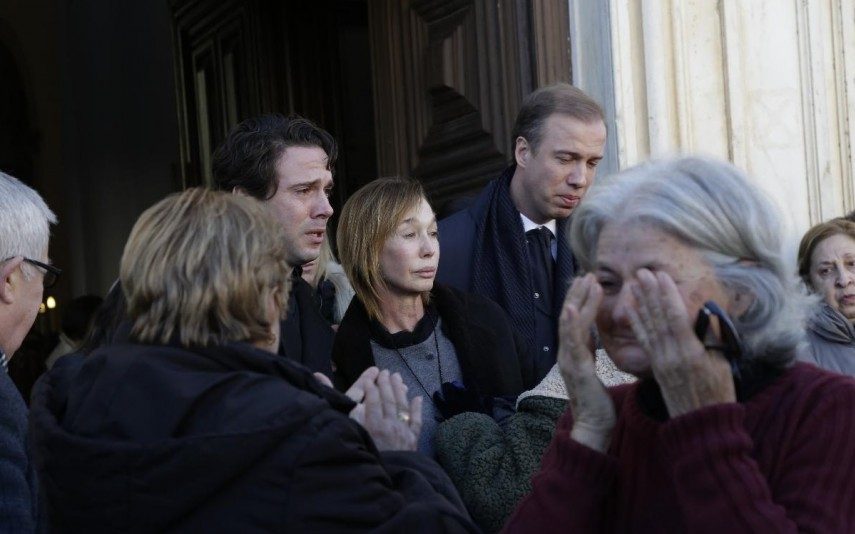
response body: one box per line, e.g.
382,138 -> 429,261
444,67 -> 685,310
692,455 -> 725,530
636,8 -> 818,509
371,318 -> 462,456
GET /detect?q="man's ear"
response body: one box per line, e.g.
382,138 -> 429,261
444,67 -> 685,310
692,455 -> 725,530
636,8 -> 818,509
0,257 -> 23,305
514,136 -> 530,168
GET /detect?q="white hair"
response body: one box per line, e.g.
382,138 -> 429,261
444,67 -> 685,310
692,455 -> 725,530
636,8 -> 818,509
0,171 -> 57,277
570,156 -> 810,366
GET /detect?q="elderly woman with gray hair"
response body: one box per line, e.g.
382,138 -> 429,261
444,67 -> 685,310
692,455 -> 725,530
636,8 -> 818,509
505,157 -> 855,532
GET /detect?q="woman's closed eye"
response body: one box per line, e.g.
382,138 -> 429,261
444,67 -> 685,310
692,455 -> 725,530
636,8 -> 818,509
597,277 -> 621,295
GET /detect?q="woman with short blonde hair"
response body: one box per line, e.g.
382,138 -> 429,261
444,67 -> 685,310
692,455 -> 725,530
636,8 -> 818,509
335,177 -> 535,456
121,187 -> 290,348
31,188 -> 474,531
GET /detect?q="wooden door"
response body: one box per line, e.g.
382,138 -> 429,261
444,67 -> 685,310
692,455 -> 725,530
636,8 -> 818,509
171,0 -> 377,208
368,0 -> 572,209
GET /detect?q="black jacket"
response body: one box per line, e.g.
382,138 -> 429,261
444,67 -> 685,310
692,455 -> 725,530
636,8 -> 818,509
29,342 -> 477,532
280,276 -> 335,377
333,284 -> 536,398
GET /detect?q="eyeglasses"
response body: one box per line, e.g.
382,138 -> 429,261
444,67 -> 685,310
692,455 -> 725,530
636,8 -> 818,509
22,258 -> 62,289
694,300 -> 744,383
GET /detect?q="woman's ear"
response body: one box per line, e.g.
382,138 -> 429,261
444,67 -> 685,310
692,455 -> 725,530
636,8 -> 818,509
729,288 -> 755,318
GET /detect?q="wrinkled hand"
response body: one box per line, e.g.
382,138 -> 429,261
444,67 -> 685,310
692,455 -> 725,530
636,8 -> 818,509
558,273 -> 615,452
629,269 -> 736,417
349,369 -> 423,451
342,367 -> 380,404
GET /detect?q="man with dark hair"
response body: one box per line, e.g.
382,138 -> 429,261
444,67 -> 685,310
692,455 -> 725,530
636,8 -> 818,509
437,84 -> 607,383
212,114 -> 336,376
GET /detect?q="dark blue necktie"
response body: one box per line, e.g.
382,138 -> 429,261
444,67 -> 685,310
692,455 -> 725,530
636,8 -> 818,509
526,227 -> 554,308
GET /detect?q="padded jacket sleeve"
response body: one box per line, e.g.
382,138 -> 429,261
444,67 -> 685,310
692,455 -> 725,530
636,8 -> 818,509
285,409 -> 478,533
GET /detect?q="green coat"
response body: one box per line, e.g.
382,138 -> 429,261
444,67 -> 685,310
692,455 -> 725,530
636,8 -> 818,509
435,396 -> 567,533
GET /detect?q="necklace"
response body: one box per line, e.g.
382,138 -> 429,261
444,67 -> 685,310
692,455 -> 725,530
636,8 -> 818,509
390,317 -> 443,405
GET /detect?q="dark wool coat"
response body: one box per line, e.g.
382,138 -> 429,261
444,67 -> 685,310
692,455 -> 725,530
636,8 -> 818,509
29,342 -> 477,532
333,284 -> 536,398
0,368 -> 38,532
279,275 -> 335,377
436,165 -> 576,382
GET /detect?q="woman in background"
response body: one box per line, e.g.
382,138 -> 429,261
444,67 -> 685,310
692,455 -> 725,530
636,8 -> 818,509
797,218 -> 855,375
301,234 -> 355,325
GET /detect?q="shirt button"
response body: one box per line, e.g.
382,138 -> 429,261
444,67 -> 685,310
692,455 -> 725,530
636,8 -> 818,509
425,353 -> 435,360
534,292 -> 540,299
543,346 -> 550,352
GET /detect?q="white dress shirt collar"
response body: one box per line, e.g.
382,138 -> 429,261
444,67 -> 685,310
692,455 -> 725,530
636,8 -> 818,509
520,213 -> 557,237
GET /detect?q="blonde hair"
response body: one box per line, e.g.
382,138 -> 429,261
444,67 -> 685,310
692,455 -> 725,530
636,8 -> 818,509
307,237 -> 333,288
337,177 -> 429,321
120,188 -> 291,347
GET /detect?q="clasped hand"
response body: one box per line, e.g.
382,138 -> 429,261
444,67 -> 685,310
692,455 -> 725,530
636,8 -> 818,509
315,368 -> 423,451
558,271 -> 736,452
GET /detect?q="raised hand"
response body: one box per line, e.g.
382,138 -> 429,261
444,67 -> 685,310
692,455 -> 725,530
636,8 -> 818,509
629,269 -> 736,417
559,273 -> 616,452
350,369 -> 422,451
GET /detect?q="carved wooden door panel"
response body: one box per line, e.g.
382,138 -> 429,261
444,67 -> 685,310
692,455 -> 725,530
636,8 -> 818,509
171,0 -> 377,211
172,0 -> 271,187
368,0 -> 571,207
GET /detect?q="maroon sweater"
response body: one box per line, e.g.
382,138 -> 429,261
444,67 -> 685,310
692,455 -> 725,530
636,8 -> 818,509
505,363 -> 855,533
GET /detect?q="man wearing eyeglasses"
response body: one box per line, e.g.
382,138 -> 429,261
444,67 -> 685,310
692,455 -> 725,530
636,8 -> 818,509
0,170 -> 58,532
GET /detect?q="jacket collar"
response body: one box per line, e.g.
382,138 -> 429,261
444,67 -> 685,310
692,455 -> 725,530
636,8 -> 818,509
333,285 -> 484,395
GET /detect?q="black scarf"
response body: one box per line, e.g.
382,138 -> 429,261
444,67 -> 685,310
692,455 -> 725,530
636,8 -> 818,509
368,305 -> 440,349
469,165 -> 576,350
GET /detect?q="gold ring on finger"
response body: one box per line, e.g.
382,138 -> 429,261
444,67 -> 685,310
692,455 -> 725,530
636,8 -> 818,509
396,411 -> 411,423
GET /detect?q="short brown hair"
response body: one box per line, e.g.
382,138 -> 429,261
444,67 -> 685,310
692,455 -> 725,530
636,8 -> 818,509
212,114 -> 337,200
120,188 -> 291,347
511,83 -> 604,153
337,177 -> 430,321
797,218 -> 855,287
